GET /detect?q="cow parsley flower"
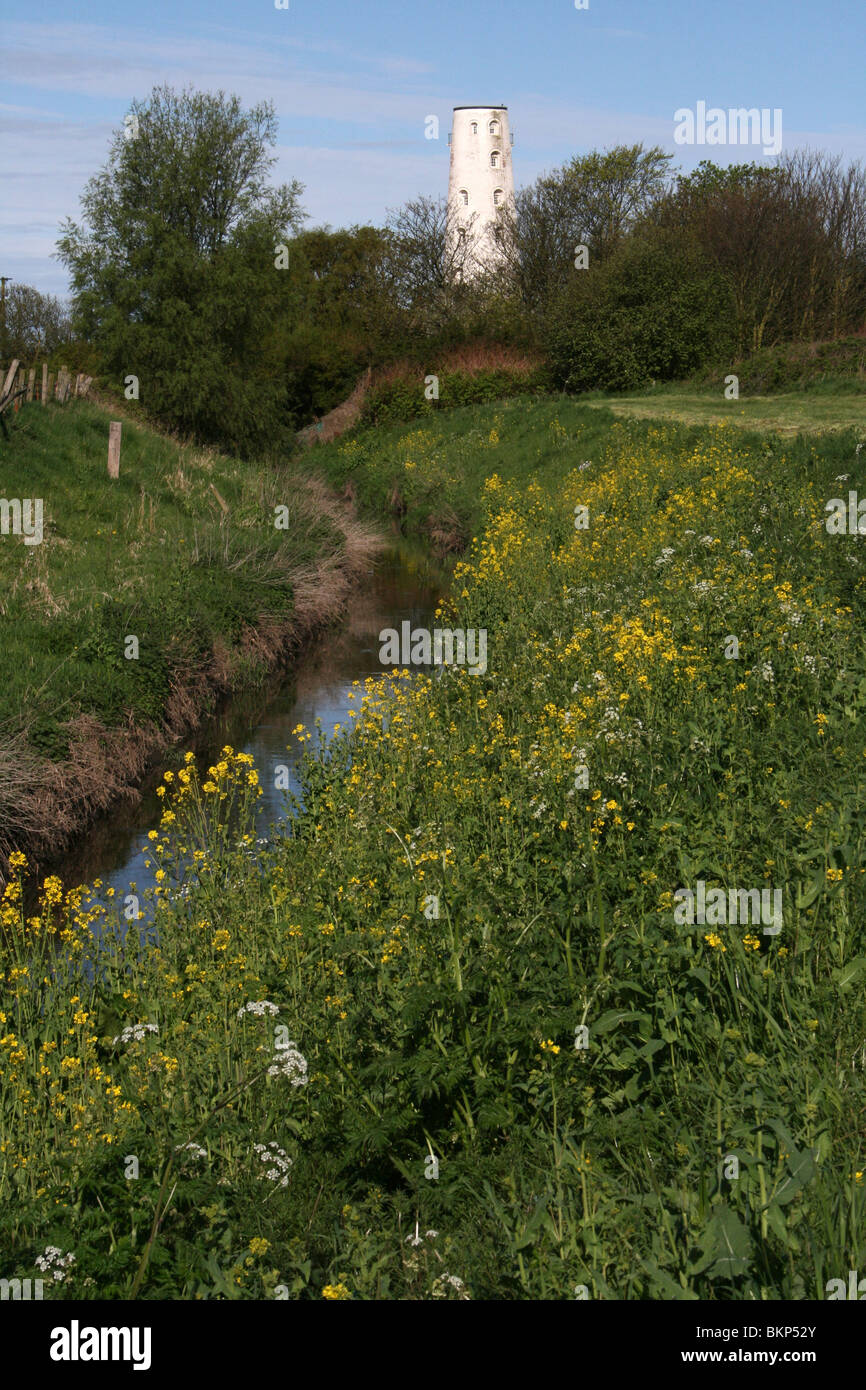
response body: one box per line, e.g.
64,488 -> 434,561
113,1023 -> 159,1045
267,1041 -> 308,1086
253,1141 -> 293,1187
175,1141 -> 207,1160
237,1000 -> 280,1020
35,1247 -> 76,1282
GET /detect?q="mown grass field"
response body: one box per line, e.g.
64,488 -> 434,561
578,386 -> 866,436
2,396 -> 865,1299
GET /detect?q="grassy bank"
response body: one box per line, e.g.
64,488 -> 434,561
0,399 -> 380,872
2,398 -> 865,1299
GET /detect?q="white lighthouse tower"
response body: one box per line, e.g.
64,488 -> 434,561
447,105 -> 514,277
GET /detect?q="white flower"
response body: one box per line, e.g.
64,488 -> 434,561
654,547 -> 675,567
699,535 -> 716,547
267,1042 -> 308,1086
761,661 -> 774,683
35,1247 -> 76,1282
253,1141 -> 293,1188
113,1023 -> 158,1045
237,1000 -> 280,1020
175,1141 -> 207,1160
836,475 -> 850,482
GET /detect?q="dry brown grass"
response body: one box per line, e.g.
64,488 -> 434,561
295,343 -> 547,451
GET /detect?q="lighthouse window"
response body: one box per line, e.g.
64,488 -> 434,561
459,188 -> 469,206
490,150 -> 500,168
489,119 -> 500,135
493,188 -> 503,205
470,121 -> 478,134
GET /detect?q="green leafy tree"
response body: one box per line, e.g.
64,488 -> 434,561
546,226 -> 733,392
56,84 -> 305,455
501,144 -> 674,315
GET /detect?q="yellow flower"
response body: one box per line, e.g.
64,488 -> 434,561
704,933 -> 726,951
248,1237 -> 270,1256
322,1283 -> 351,1300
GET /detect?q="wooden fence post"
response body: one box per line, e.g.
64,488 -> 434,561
27,368 -> 35,402
1,360 -> 19,401
209,483 -> 230,515
41,362 -> 48,405
108,421 -> 122,478
46,373 -> 55,402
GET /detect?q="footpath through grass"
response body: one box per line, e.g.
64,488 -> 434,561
2,398 -> 865,1299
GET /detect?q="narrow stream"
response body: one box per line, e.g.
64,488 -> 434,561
48,544 -> 450,902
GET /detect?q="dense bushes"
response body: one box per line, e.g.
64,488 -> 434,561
546,230 -> 734,393
359,361 -> 554,428
695,334 -> 866,395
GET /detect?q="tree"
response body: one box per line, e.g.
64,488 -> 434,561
546,226 -> 733,392
655,157 -> 866,353
2,284 -> 72,361
500,144 -> 674,315
384,195 -> 485,334
56,84 -> 305,454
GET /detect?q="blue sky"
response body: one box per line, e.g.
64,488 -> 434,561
3,0 -> 865,296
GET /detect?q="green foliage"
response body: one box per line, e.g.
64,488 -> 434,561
696,336 -> 866,395
56,85 -> 305,457
0,399 -> 338,770
546,229 -> 734,392
359,364 -> 555,428
2,399 -> 865,1299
